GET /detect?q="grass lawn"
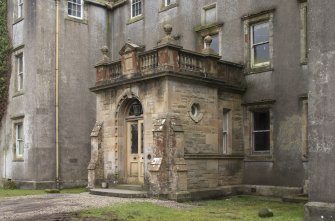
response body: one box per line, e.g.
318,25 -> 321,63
0,187 -> 87,198
77,196 -> 304,221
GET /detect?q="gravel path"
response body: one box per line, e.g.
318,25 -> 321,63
0,193 -> 193,221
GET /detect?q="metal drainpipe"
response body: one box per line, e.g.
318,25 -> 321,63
55,0 -> 60,189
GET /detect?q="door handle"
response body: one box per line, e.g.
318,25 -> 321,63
133,157 -> 137,160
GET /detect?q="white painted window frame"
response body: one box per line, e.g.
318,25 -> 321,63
131,0 -> 142,18
222,109 -> 231,154
15,122 -> 24,158
16,53 -> 23,92
250,21 -> 270,68
164,0 -> 171,6
68,0 -> 83,19
18,0 -> 23,18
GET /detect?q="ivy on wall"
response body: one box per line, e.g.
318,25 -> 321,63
0,0 -> 11,121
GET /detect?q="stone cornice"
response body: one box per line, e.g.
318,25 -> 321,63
90,71 -> 246,94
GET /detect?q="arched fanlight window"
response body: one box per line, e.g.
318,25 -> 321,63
128,101 -> 143,116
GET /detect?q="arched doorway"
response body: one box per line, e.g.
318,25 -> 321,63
125,100 -> 144,184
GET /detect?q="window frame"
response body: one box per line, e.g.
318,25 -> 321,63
222,109 -> 232,154
67,0 -> 84,19
203,33 -> 220,55
16,53 -> 24,92
11,115 -> 25,161
242,10 -> 274,73
250,21 -> 270,68
15,122 -> 24,158
300,1 -> 308,64
196,24 -> 223,56
131,0 -> 142,19
300,97 -> 308,159
251,110 -> 271,153
164,0 -> 171,6
201,3 -> 217,25
17,0 -> 23,19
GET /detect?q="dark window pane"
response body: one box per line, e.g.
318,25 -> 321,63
253,22 -> 269,44
141,123 -> 144,154
131,124 -> 138,154
132,4 -> 136,17
254,43 -> 269,64
18,56 -> 23,73
254,131 -> 270,151
254,111 -> 270,130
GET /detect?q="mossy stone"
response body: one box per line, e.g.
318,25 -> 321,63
258,208 -> 274,218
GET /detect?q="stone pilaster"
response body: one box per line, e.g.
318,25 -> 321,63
87,122 -> 104,189
149,114 -> 190,201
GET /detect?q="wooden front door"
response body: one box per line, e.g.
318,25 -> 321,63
126,119 -> 144,184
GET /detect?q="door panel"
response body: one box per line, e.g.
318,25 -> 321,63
127,120 -> 144,184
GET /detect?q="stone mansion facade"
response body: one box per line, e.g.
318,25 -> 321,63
1,0 -> 335,220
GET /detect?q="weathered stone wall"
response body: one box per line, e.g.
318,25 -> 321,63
168,80 -> 218,153
107,0 -> 309,188
305,0 -> 335,219
95,78 -> 168,185
167,79 -> 243,190
0,1 -> 108,188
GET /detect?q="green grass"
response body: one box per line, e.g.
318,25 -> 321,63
0,188 -> 87,198
78,196 -> 304,221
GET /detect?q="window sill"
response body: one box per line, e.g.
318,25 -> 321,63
13,91 -> 24,98
300,61 -> 308,66
184,153 -> 244,159
13,158 -> 24,162
13,17 -> 24,25
302,156 -> 308,162
159,3 -> 178,13
245,66 -> 273,75
10,114 -> 24,120
127,15 -> 144,25
194,22 -> 223,33
65,17 -> 88,25
12,44 -> 24,52
244,154 -> 273,162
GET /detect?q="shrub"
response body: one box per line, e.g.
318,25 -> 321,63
0,0 -> 11,121
2,179 -> 17,189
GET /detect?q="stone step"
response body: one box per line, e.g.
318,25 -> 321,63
111,184 -> 144,191
282,195 -> 308,203
90,188 -> 148,198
